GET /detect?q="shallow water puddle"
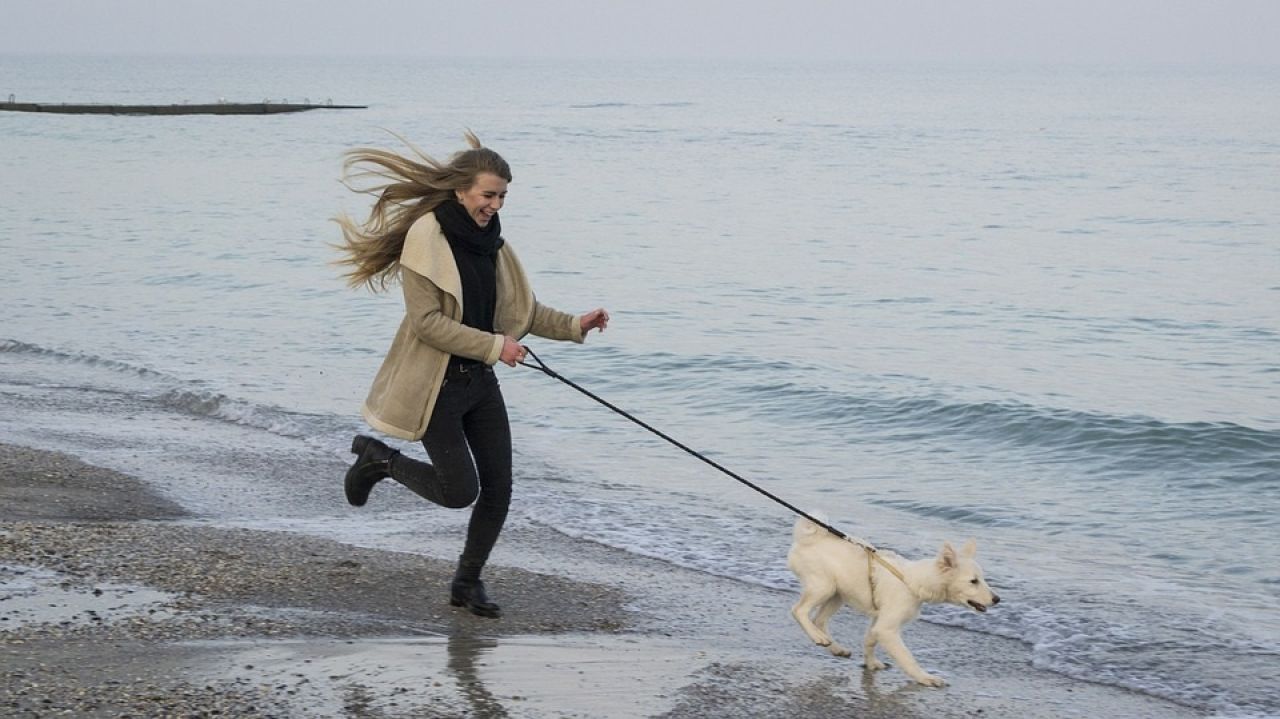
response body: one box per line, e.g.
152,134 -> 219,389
0,563 -> 177,628
190,633 -> 697,718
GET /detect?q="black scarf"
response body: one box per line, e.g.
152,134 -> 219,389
434,200 -> 503,333
434,200 -> 504,256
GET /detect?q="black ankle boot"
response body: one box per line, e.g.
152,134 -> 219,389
450,576 -> 501,618
344,434 -> 397,507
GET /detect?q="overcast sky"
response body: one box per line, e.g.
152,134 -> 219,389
5,0 -> 1278,64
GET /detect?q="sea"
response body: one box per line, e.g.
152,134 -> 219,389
1,55 -> 1277,716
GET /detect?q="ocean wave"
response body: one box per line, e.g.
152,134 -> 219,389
874,397 -> 1280,476
0,339 -> 170,379
598,350 -> 1280,484
148,387 -> 323,439
1,338 -> 345,443
864,499 -> 1025,528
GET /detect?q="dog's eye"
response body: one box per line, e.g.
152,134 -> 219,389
969,578 -> 980,585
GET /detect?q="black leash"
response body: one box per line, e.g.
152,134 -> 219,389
518,345 -> 859,546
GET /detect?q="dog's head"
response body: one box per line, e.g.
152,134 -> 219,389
936,539 -> 1000,613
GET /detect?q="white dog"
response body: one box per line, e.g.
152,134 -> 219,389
787,515 -> 1000,687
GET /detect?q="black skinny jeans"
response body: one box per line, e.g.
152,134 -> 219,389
391,362 -> 512,571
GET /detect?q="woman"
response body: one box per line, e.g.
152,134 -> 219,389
335,131 -> 609,618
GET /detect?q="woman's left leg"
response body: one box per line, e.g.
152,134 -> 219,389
451,372 -> 513,617
459,377 -> 512,568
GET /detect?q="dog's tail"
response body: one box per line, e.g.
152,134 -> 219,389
792,511 -> 831,544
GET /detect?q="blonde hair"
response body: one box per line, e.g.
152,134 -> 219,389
333,130 -> 512,290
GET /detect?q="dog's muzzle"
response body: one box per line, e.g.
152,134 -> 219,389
968,593 -> 1000,613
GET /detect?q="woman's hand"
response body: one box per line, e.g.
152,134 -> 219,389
579,308 -> 610,336
499,335 -> 527,366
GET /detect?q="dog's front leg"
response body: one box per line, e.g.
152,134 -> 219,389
862,625 -> 886,671
869,619 -> 944,687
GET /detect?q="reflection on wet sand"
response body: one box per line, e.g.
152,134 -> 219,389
448,633 -> 509,718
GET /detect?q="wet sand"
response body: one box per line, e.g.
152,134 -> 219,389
0,442 -> 1206,717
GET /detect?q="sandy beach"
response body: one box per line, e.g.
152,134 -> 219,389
0,441 -> 1207,718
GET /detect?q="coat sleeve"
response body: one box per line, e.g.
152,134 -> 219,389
402,269 -> 506,364
527,298 -> 585,343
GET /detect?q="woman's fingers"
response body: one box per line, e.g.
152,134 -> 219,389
582,308 -> 610,332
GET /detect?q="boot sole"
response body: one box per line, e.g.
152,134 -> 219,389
450,597 -> 501,618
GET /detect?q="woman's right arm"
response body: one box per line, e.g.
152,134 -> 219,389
401,269 -> 505,365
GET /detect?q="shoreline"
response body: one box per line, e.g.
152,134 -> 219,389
0,442 -> 1207,717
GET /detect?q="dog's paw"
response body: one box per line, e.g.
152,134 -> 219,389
914,673 -> 946,688
827,642 -> 852,658
863,658 -> 887,671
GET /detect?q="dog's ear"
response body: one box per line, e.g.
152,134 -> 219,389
938,542 -> 958,570
961,538 -> 977,558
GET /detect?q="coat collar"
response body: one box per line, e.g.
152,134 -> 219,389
400,211 -> 462,302
400,211 -> 525,326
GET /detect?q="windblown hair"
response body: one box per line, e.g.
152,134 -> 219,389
334,130 -> 512,291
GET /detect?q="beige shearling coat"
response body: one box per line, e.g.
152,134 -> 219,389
361,212 -> 583,440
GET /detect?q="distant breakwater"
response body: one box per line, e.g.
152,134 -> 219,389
1,99 -> 366,116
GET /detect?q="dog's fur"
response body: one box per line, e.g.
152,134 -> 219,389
787,515 -> 1000,687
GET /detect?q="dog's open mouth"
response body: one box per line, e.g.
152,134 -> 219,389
967,601 -> 988,613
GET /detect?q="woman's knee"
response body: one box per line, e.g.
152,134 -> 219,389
439,483 -> 479,509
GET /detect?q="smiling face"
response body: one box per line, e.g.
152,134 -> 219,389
455,172 -> 508,227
